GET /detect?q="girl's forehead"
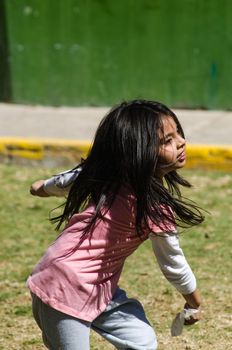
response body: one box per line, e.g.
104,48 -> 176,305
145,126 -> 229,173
160,115 -> 177,133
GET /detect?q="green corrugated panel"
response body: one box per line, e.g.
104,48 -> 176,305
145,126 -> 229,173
4,0 -> 232,108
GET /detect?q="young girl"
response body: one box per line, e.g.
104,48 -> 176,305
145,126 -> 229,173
28,99 -> 204,350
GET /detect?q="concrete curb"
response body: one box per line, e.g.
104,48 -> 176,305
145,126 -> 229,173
0,137 -> 232,170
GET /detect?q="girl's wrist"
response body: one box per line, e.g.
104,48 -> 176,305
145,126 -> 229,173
182,288 -> 201,309
184,302 -> 200,310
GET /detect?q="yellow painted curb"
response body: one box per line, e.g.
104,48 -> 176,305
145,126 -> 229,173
0,137 -> 232,171
186,144 -> 232,171
0,137 -> 91,163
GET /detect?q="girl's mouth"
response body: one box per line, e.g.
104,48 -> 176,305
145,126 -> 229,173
178,151 -> 186,162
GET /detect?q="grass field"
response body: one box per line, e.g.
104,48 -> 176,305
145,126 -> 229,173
0,164 -> 231,350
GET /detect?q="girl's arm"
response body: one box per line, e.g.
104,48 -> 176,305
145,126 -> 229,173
30,168 -> 81,197
149,232 -> 201,321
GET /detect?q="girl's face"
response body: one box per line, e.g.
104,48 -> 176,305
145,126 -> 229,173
157,116 -> 186,177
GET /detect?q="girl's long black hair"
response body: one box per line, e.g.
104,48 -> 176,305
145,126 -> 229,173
52,99 -> 204,234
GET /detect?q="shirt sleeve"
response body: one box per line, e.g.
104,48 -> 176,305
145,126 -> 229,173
43,168 -> 81,197
149,232 -> 197,295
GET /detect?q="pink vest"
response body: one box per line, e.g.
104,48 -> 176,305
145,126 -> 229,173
27,189 -> 174,321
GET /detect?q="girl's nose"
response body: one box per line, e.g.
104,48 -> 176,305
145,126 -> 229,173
177,135 -> 186,148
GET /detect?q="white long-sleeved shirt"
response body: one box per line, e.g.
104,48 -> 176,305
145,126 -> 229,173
43,168 -> 81,196
149,232 -> 196,294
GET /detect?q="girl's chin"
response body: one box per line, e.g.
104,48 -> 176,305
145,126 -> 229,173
174,163 -> 186,171
177,158 -> 187,168
156,159 -> 187,176
163,162 -> 186,175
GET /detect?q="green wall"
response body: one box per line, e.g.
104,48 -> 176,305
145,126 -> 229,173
3,0 -> 232,108
0,0 -> 11,101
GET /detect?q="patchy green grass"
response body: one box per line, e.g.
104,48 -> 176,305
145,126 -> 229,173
0,164 -> 231,349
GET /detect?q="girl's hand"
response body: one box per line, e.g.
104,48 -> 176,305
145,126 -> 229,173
171,304 -> 201,336
184,303 -> 201,325
30,180 -> 50,197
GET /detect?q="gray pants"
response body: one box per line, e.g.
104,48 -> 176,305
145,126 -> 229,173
31,288 -> 157,350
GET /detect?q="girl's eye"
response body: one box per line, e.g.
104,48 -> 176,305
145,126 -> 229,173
164,137 -> 172,144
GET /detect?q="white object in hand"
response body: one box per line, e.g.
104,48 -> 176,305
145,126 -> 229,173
171,308 -> 198,337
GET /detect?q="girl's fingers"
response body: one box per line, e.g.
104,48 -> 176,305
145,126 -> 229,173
184,308 -> 201,325
184,317 -> 199,325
